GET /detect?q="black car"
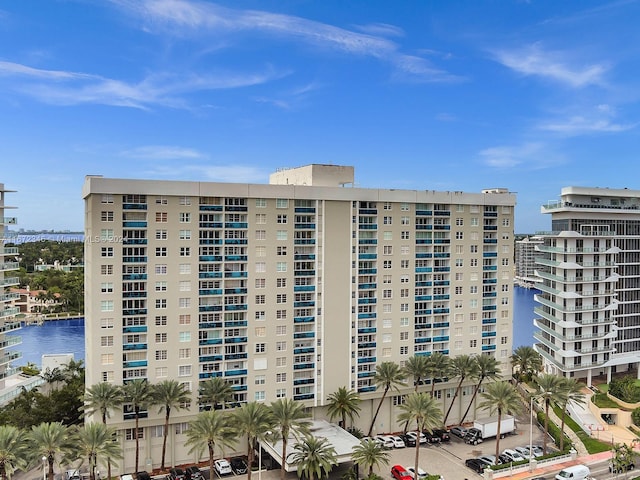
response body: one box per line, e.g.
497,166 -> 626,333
170,468 -> 185,480
184,466 -> 202,480
230,457 -> 248,475
399,434 -> 416,447
465,458 -> 485,473
610,460 -> 635,473
423,430 -> 441,444
136,472 -> 151,480
432,429 -> 450,442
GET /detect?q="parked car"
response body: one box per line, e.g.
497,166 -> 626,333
423,430 -> 441,444
449,426 -> 467,438
400,434 -> 416,447
375,435 -> 395,449
464,458 -> 486,473
391,465 -> 413,480
389,435 -> 406,448
477,455 -> 498,466
230,457 -> 248,475
406,466 -> 428,479
214,460 -> 232,476
464,427 -> 483,444
609,459 -> 635,473
406,431 -> 427,444
501,449 -> 525,462
169,468 -> 185,480
184,466 -> 202,480
136,472 -> 151,480
432,428 -> 450,442
514,446 -> 543,459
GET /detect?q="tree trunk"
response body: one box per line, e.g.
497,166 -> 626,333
161,407 -> 170,470
48,457 -> 55,480
246,437 -> 253,480
367,387 -> 389,437
443,379 -> 464,425
281,432 -> 287,480
460,377 -> 485,425
494,411 -> 502,461
543,400 -> 549,455
413,426 -> 420,480
560,402 -> 566,451
134,409 -> 140,474
208,442 -> 215,480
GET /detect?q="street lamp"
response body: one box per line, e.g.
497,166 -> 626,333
42,456 -> 47,480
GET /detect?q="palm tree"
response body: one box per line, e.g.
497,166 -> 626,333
479,381 -> 522,460
0,425 -> 28,480
185,410 -> 236,480
70,423 -> 122,480
511,346 -> 542,384
122,379 -> 154,474
29,422 -> 69,480
460,355 -> 501,424
398,393 -> 442,480
535,373 -> 565,455
83,382 -> 123,480
443,355 -> 479,425
199,377 -> 234,411
270,398 -> 311,480
367,362 -> 406,437
83,383 -> 123,424
425,352 -> 451,398
326,387 -> 361,429
290,435 -> 337,480
232,401 -> 275,480
351,439 -> 390,477
403,355 -> 430,392
154,380 -> 192,470
557,378 -> 586,451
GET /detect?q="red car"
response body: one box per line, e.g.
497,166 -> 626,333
391,465 -> 413,480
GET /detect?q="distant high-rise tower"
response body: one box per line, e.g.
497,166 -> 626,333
0,184 -> 22,396
533,186 -> 640,385
83,165 -> 516,472
515,235 -> 543,287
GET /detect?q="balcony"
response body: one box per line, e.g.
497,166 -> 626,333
122,343 -> 147,351
295,223 -> 316,229
293,332 -> 315,339
294,285 -> 315,292
358,239 -> 377,245
224,271 -> 248,278
200,289 -> 223,296
123,360 -> 148,368
358,298 -> 377,304
224,222 -> 248,229
0,262 -> 19,272
293,393 -> 315,400
293,363 -> 315,370
224,337 -> 248,344
357,357 -> 376,364
122,221 -> 147,228
199,338 -> 223,345
224,369 -> 248,377
0,322 -> 20,333
199,355 -> 223,362
199,272 -> 223,279
224,304 -> 247,311
358,283 -> 377,290
0,277 -> 19,287
123,326 -> 147,333
199,372 -> 223,379
294,316 -> 315,323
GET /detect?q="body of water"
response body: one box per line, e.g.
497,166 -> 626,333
12,287 -> 538,367
16,318 -> 85,367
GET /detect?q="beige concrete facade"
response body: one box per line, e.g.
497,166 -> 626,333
82,165 -> 516,473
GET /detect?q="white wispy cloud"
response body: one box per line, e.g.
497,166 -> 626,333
493,43 -> 608,87
353,22 -> 405,38
537,103 -> 637,135
0,60 -> 283,109
121,145 -> 206,160
148,163 -> 268,183
110,0 -> 458,82
479,142 -> 545,168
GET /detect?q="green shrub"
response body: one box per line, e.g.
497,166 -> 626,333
609,376 -> 640,403
632,407 -> 640,426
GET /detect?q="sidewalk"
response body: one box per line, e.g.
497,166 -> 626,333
508,450 -> 612,480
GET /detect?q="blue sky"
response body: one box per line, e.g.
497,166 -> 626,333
1,0 -> 639,233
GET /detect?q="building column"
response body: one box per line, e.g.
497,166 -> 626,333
587,369 -> 592,387
607,366 -> 612,384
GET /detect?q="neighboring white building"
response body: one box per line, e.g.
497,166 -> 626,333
515,235 -> 544,287
534,186 -> 640,385
82,165 -> 516,472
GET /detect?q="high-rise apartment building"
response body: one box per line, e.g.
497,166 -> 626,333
0,184 -> 22,403
83,165 -> 516,471
534,186 -> 640,385
515,235 -> 543,287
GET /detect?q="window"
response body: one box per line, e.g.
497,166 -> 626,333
455,217 -> 463,226
455,231 -> 463,240
276,294 -> 287,303
401,246 -> 409,255
383,260 -> 392,269
156,229 -> 167,240
470,258 -> 478,266
400,203 -> 409,211
256,198 -> 267,208
400,317 -> 409,327
100,301 -> 114,312
156,299 -> 167,309
400,275 -> 409,283
276,389 -> 286,398
179,212 -> 191,223
383,216 -> 392,225
276,341 -> 287,351
502,218 -> 510,227
277,246 -> 287,256
400,331 -> 409,340
100,336 -> 114,347
276,309 -> 287,319
255,295 -> 266,304
179,196 -> 191,205
156,212 -> 168,222
255,375 -> 266,385
383,275 -> 392,284
277,278 -> 287,288
401,260 -> 409,269
276,262 -> 287,272
255,278 -> 266,289
178,331 -> 191,342
255,327 -> 266,337
101,194 -> 114,204
156,247 -> 167,257
156,196 -> 167,205
179,229 -> 191,240
101,247 -> 113,257
470,339 -> 477,348
383,289 -> 392,299
401,216 -> 410,225
156,281 -> 167,291
256,230 -> 266,240
255,262 -> 266,273
276,357 -> 287,366
155,316 -> 167,326
400,346 -> 409,355
125,428 -> 144,441
255,391 -> 265,401
101,211 -> 114,222
276,373 -> 287,383
156,350 -> 168,360
256,246 -> 266,257
383,202 -> 392,210
400,303 -> 409,312
179,281 -> 191,292
383,304 -> 392,313
100,265 -> 113,275
255,311 -> 265,320
276,230 -> 288,240
401,231 -> 409,240
382,333 -> 392,343
101,282 -> 113,293
100,318 -> 114,329
179,314 -> 191,325
383,245 -> 393,255
383,231 -> 393,241
178,365 -> 192,376
470,245 -> 478,253
256,214 -> 266,224
156,333 -> 168,343
276,325 -> 287,336
276,198 -> 289,208
277,214 -> 288,224
382,348 -> 392,357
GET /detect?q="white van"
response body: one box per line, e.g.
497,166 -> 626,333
555,464 -> 590,479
